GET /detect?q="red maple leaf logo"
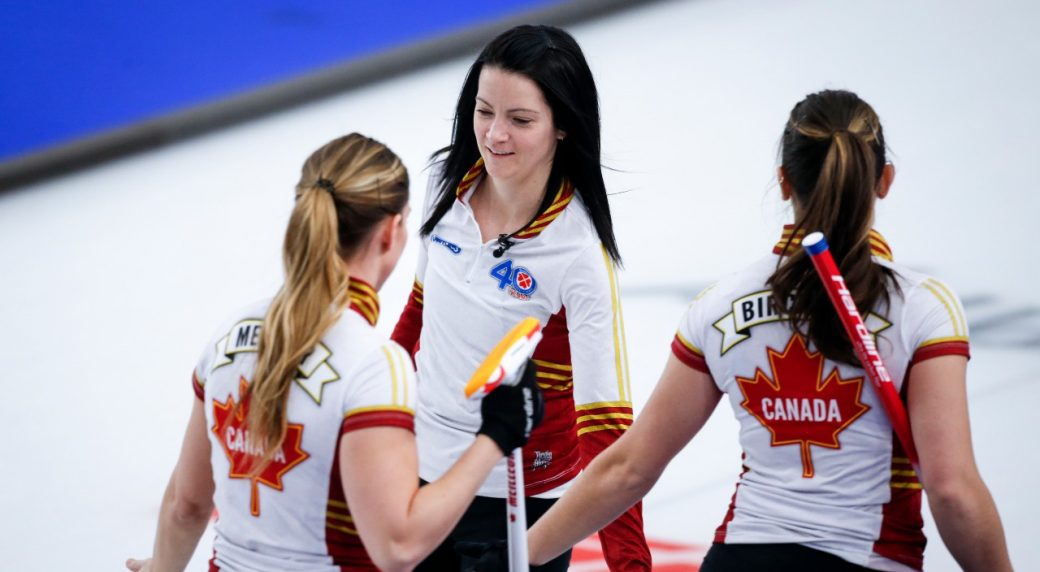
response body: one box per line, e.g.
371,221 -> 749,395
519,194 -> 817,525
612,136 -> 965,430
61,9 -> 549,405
736,335 -> 869,478
212,377 -> 310,516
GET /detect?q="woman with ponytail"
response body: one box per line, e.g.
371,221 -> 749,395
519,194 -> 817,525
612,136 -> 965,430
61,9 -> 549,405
511,90 -> 1012,571
127,133 -> 543,572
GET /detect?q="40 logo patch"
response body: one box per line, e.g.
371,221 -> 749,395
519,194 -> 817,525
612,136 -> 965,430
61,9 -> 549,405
489,259 -> 538,300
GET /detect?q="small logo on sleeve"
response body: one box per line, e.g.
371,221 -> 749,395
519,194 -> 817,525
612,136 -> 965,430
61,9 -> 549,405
431,234 -> 462,255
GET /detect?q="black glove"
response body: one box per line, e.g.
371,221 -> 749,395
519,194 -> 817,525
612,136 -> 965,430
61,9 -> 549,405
478,358 -> 545,455
456,540 -> 508,572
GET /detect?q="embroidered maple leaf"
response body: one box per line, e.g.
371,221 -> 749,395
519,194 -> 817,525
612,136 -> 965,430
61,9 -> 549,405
736,335 -> 869,478
212,377 -> 310,516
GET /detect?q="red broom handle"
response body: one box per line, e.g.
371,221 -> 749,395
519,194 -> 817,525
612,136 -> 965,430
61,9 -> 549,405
802,232 -> 920,475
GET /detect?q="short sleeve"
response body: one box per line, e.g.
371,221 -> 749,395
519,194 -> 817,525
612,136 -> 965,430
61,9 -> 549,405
341,342 -> 418,434
903,277 -> 971,365
192,330 -> 221,400
671,288 -> 713,375
563,242 -> 632,408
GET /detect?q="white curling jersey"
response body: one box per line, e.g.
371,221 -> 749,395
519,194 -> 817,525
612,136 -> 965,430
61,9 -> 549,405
670,227 -> 969,572
393,159 -> 635,499
191,279 -> 416,572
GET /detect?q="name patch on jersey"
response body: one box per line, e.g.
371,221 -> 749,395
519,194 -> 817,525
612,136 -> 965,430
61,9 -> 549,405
213,319 -> 263,369
735,334 -> 870,478
489,259 -> 538,301
432,234 -> 462,255
713,291 -> 891,354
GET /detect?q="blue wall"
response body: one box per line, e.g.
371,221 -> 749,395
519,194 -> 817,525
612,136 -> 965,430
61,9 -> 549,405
1,0 -> 564,162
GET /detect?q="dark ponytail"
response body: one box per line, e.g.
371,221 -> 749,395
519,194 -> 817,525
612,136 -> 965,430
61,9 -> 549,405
768,90 -> 895,365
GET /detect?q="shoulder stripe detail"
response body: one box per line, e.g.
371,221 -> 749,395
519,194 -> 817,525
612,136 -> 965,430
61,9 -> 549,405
381,346 -> 400,406
600,245 -> 631,402
393,346 -> 410,407
921,279 -> 968,338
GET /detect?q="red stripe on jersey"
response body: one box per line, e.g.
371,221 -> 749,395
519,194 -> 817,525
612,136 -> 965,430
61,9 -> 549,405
391,278 -> 424,362
326,431 -> 379,569
524,308 -> 584,495
192,370 -> 205,400
578,424 -> 652,569
714,455 -> 750,543
872,435 -> 926,570
671,336 -> 711,374
910,340 -> 970,365
341,410 -> 415,434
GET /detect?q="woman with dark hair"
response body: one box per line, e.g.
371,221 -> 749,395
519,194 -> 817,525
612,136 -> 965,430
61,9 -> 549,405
125,133 -> 543,572
516,90 -> 1012,571
391,24 -> 650,571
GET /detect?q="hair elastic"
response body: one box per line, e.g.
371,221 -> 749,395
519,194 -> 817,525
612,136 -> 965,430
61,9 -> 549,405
316,178 -> 336,194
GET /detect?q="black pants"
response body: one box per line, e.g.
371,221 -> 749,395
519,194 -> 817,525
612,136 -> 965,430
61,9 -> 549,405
701,543 -> 874,571
415,488 -> 572,572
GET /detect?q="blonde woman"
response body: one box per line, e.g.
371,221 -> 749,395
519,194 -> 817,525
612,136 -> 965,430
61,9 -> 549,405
126,133 -> 543,572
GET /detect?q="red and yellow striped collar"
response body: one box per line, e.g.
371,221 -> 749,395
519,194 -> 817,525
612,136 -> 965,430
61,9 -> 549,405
348,278 -> 380,326
773,224 -> 894,261
455,158 -> 575,241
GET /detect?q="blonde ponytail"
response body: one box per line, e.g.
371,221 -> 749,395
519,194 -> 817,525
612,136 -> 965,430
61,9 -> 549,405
241,133 -> 408,472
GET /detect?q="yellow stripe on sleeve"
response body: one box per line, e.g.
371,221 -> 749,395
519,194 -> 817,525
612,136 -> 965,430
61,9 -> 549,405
576,412 -> 634,424
918,336 -> 969,347
928,279 -> 968,335
600,245 -> 629,402
675,331 -> 704,356
532,359 -> 572,371
381,346 -> 399,406
577,423 -> 632,436
575,400 -> 633,412
393,346 -> 410,407
343,405 -> 415,419
922,280 -> 966,338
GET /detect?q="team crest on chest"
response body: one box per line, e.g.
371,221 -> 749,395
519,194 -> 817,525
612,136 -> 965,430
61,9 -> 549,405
736,334 -> 870,478
489,259 -> 538,301
212,378 -> 310,516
